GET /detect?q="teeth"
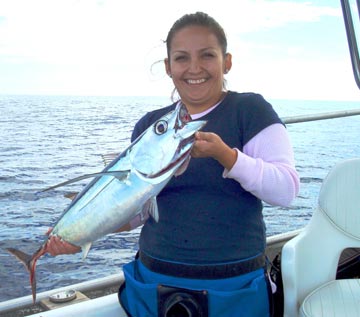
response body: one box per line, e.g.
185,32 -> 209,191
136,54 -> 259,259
187,78 -> 206,84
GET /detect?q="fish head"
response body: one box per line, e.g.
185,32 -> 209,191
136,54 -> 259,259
130,103 -> 206,181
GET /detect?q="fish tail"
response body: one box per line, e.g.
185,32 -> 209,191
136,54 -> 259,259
6,247 -> 39,303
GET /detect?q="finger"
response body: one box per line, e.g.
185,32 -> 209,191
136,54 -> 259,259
196,131 -> 216,143
45,227 -> 53,236
195,131 -> 206,140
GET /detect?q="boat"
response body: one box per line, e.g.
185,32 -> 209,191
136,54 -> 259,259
0,229 -> 301,317
0,225 -> 359,317
1,1 -> 360,316
0,230 -> 301,317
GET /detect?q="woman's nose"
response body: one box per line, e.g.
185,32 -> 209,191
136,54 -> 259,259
188,57 -> 201,73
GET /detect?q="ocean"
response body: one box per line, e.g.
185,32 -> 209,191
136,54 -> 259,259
1,94 -> 360,302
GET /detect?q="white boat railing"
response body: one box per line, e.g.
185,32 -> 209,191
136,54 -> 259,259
0,272 -> 124,314
282,108 -> 360,124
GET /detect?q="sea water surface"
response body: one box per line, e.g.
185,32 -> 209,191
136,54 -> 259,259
1,94 -> 360,302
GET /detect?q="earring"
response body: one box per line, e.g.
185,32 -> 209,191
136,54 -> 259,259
224,69 -> 229,74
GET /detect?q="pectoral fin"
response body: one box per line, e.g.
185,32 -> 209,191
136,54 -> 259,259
40,170 -> 130,193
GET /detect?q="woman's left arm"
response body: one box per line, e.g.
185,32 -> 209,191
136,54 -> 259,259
223,123 -> 300,207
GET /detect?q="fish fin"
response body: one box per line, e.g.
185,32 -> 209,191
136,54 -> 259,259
147,196 -> 159,222
64,192 -> 78,200
7,247 -> 42,303
174,156 -> 191,177
81,242 -> 92,260
101,152 -> 120,166
40,170 -> 130,193
6,248 -> 32,272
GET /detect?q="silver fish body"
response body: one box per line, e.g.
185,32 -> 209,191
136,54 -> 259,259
7,102 -> 206,302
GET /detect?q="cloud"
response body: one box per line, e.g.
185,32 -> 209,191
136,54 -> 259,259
0,0 -> 356,99
0,0 -> 340,63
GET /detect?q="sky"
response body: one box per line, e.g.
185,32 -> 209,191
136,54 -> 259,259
1,0 -> 360,101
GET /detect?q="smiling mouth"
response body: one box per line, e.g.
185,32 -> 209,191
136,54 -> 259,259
186,78 -> 207,85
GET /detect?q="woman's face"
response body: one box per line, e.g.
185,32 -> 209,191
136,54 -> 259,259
165,25 -> 232,113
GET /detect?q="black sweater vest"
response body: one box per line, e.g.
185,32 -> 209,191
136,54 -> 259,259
131,91 -> 282,264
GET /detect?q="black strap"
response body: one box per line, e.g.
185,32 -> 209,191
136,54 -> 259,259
139,251 -> 266,279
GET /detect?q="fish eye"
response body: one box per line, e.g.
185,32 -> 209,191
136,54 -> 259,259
154,120 -> 168,135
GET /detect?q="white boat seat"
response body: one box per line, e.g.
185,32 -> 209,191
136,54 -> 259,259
281,158 -> 360,317
300,279 -> 360,316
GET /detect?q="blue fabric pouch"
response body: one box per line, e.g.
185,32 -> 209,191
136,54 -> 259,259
119,259 -> 270,317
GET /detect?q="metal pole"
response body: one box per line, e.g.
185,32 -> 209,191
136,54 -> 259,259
282,108 -> 360,124
341,0 -> 360,90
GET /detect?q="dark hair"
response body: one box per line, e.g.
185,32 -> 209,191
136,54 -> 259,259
165,12 -> 228,58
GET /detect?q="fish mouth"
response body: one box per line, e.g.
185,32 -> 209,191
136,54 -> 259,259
145,116 -> 207,179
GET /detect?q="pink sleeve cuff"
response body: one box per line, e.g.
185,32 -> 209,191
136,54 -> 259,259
223,124 -> 299,207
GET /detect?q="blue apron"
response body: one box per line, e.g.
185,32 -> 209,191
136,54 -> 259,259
119,258 -> 271,317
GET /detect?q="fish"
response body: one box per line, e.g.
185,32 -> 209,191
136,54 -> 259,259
6,102 -> 206,303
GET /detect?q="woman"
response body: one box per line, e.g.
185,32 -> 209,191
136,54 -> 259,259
48,12 -> 299,317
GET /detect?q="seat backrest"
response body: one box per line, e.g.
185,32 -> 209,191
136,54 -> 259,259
282,158 -> 360,317
319,158 -> 360,239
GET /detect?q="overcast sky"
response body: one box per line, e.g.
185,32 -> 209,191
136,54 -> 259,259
1,0 -> 360,101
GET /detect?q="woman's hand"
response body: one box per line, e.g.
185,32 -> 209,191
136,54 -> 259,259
46,228 -> 81,256
191,131 -> 237,170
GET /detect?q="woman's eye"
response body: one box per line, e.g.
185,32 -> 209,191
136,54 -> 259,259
174,55 -> 187,62
154,120 -> 168,135
203,52 -> 215,59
